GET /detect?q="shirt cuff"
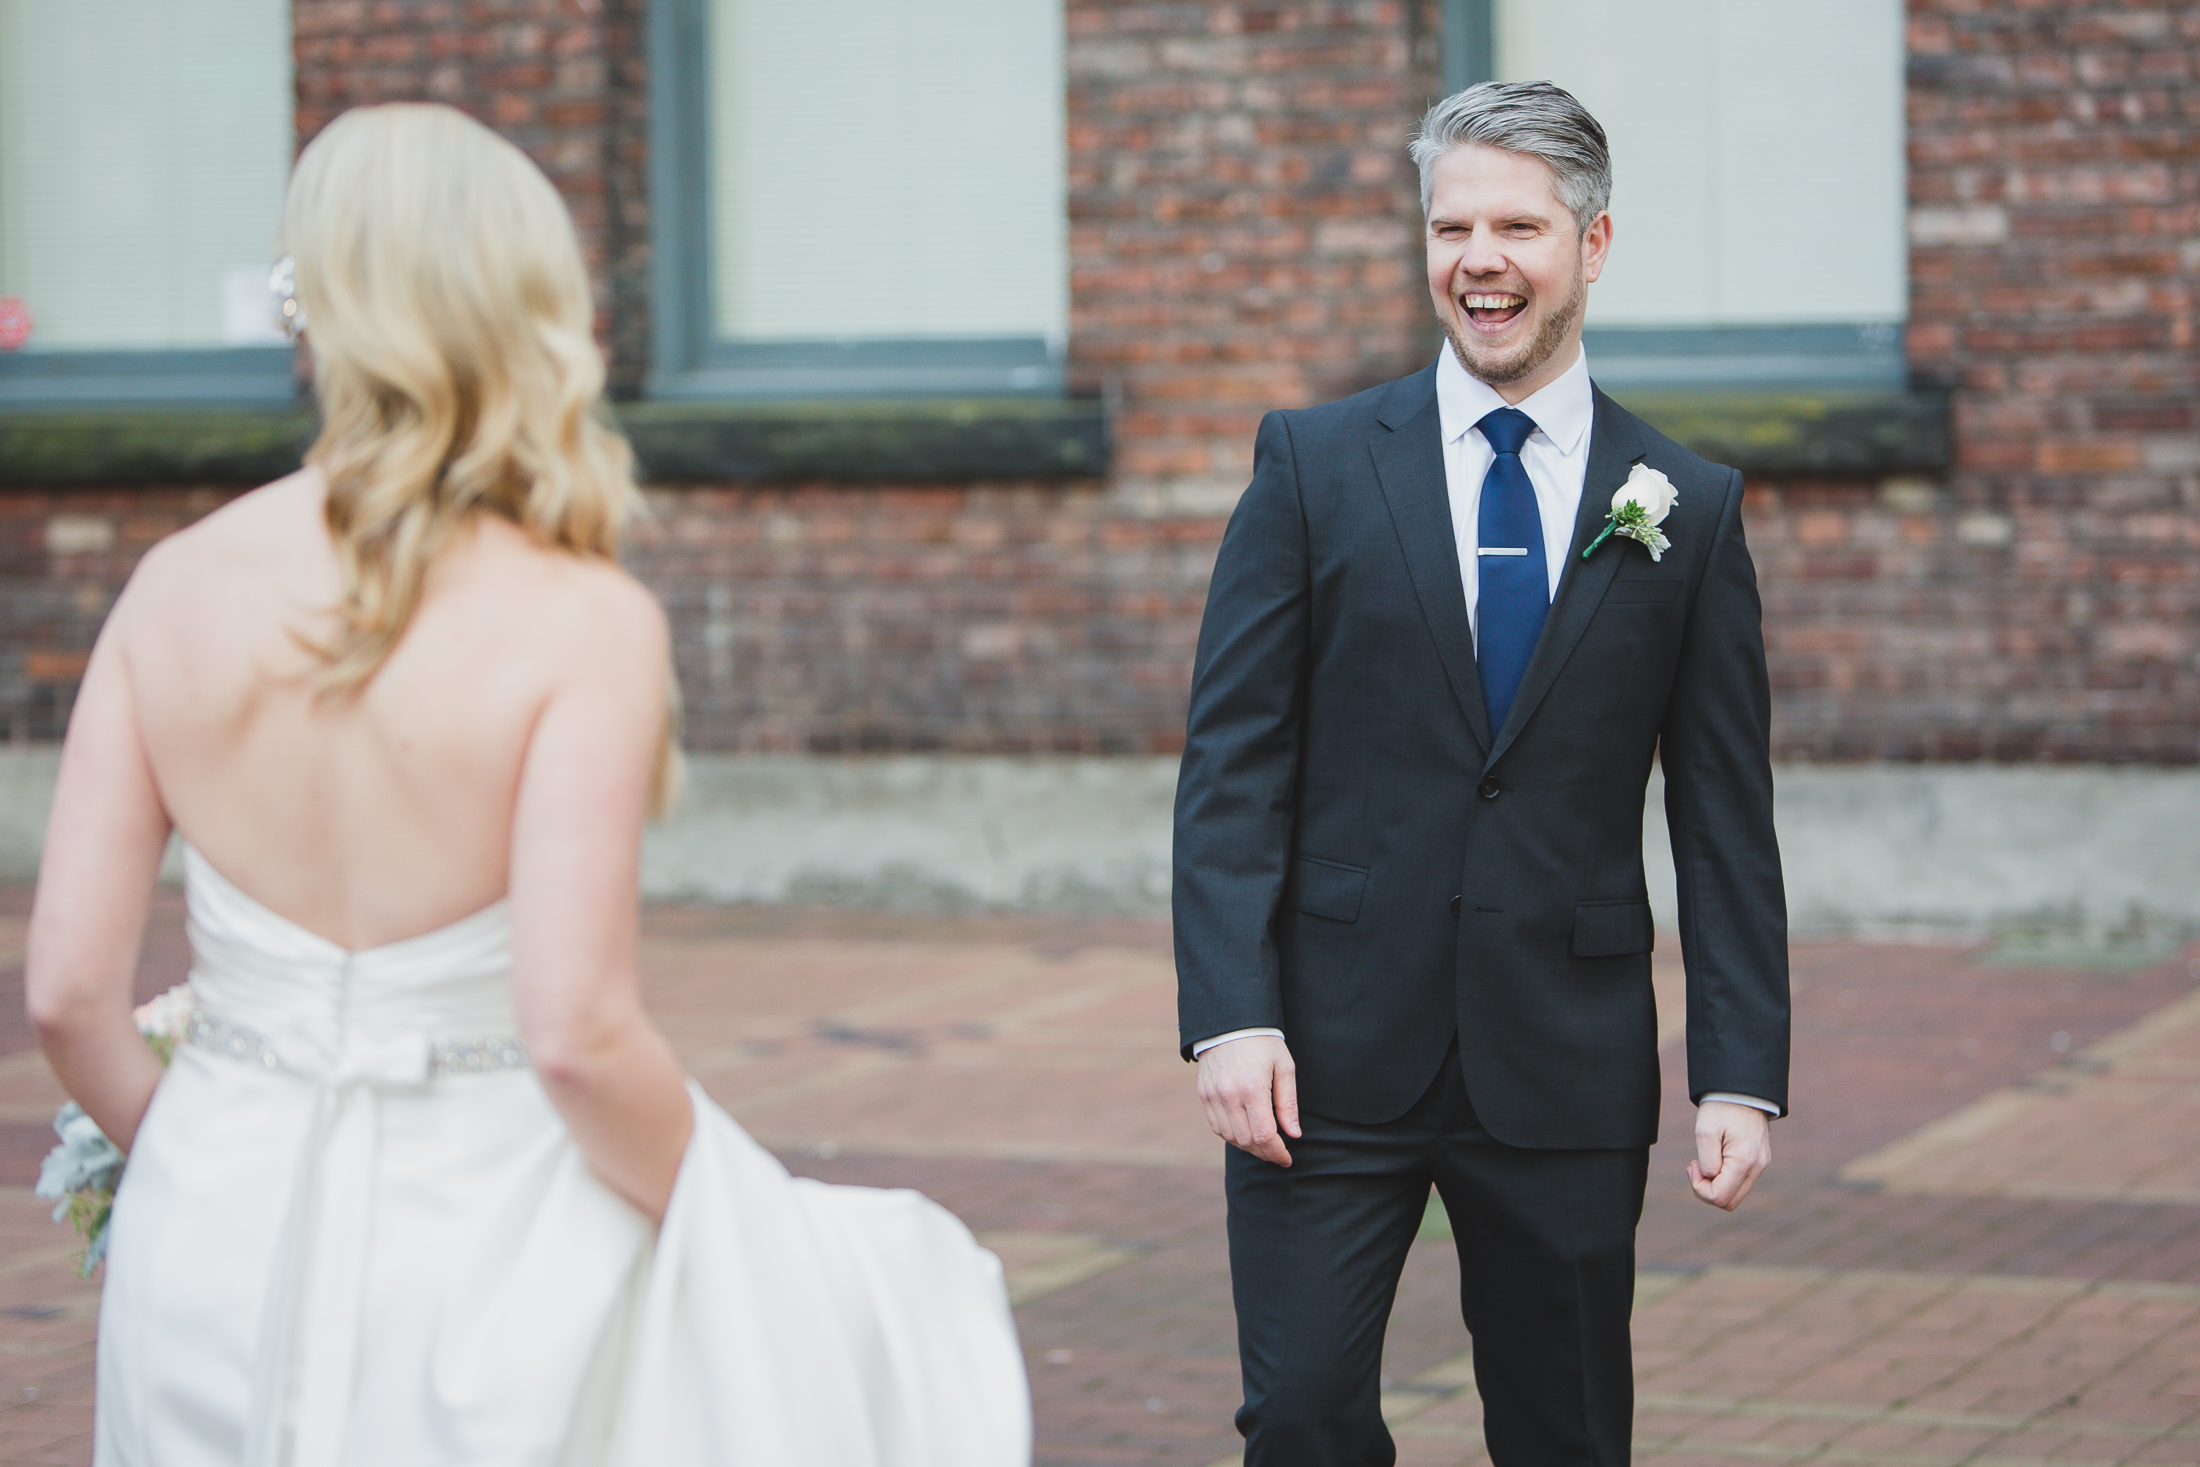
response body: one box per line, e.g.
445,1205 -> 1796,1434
1191,1027 -> 1285,1058
1699,1091 -> 1782,1117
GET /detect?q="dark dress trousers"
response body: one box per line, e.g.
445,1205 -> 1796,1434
1172,362 -> 1790,1465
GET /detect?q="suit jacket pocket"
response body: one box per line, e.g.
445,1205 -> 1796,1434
1603,578 -> 1682,605
1289,856 -> 1368,923
1571,900 -> 1654,957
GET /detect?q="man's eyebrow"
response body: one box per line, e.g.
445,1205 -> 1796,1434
1427,211 -> 1554,230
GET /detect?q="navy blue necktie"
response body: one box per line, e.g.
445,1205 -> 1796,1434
1474,406 -> 1547,737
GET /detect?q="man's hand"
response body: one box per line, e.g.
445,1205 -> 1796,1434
1197,1035 -> 1301,1166
1688,1100 -> 1771,1210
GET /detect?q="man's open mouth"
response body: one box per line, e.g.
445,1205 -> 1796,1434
1460,292 -> 1527,328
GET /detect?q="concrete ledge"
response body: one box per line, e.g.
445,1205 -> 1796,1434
1645,763 -> 2200,949
0,751 -> 2187,946
0,398 -> 1109,488
642,755 -> 1174,910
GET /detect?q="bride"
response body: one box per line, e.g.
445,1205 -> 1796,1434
25,104 -> 1029,1466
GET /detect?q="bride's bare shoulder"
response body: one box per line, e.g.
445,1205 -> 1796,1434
115,468 -> 330,616
455,512 -> 669,658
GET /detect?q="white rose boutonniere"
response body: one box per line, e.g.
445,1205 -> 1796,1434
1583,463 -> 1678,562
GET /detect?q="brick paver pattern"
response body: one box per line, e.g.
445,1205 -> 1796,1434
0,891 -> 2191,1465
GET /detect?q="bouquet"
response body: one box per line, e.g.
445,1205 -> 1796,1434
36,983 -> 196,1277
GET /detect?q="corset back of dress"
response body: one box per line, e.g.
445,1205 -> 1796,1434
182,843 -> 520,1081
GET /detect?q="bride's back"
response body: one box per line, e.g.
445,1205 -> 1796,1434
120,469 -> 641,950
108,102 -> 656,951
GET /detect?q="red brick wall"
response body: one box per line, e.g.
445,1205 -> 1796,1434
1067,0 -> 1440,497
1809,0 -> 2198,761
634,485 -> 1212,754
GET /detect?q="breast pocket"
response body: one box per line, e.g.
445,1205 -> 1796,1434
1289,856 -> 1368,923
1603,577 -> 1682,605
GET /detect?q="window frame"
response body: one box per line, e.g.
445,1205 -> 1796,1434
0,0 -> 300,411
0,347 -> 296,409
646,0 -> 1066,402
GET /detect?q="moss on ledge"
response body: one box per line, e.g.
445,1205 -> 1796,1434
0,409 -> 320,488
1622,389 -> 1950,477
619,398 -> 1107,483
0,389 -> 1931,489
0,398 -> 1110,488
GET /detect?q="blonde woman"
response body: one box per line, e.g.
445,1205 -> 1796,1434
27,104 -> 1028,1467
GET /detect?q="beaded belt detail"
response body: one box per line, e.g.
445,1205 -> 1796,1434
429,1036 -> 531,1077
184,1010 -> 529,1081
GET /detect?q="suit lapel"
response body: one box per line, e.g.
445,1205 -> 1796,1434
1484,387 -> 1646,768
1367,369 -> 1493,756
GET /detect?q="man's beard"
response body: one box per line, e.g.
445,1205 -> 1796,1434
1443,269 -> 1585,387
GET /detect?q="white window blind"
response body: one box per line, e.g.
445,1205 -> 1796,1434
707,0 -> 1066,344
1497,0 -> 1905,328
0,0 -> 293,351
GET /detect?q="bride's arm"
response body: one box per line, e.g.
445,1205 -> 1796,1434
27,608 -> 172,1153
508,570 -> 693,1225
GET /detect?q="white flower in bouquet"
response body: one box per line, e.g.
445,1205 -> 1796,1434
40,982 -> 196,1275
132,981 -> 198,1062
36,1104 -> 124,1274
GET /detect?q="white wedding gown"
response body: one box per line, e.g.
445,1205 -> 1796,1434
95,845 -> 1031,1466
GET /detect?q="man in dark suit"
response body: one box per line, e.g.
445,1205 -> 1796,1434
1172,81 -> 1790,1465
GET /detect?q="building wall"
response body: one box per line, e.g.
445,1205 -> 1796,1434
0,1 -> 2193,764
1788,0 -> 2198,761
1066,0 -> 1440,502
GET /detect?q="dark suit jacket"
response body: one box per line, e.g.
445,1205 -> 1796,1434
1172,361 -> 1789,1150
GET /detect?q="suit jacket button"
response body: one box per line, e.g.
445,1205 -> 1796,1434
1478,777 -> 1501,799
1449,895 -> 1462,916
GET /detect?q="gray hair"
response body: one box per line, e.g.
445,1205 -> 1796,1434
1410,81 -> 1611,233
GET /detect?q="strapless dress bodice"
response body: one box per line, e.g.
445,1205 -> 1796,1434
182,844 -> 521,1082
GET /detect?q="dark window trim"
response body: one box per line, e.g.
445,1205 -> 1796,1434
0,348 -> 298,410
645,0 -> 1064,401
1584,323 -> 1907,392
1441,0 -> 1495,93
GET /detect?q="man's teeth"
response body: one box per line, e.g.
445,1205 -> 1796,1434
1461,295 -> 1524,309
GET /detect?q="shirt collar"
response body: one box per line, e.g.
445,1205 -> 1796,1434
1434,338 -> 1594,457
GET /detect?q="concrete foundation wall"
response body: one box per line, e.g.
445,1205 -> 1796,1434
0,750 -> 2191,947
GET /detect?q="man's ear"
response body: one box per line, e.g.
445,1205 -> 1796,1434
1581,211 -> 1613,285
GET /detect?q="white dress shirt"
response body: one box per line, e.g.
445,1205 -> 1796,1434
1195,345 -> 1778,1119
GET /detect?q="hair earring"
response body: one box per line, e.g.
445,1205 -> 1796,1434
268,257 -> 306,340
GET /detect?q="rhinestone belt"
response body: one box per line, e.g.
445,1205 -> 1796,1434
183,1010 -> 530,1080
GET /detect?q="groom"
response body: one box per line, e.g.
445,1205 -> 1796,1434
1173,81 -> 1790,1465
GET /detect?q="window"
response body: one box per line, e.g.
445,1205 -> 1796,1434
651,0 -> 1068,399
1447,0 -> 1908,390
0,0 -> 296,405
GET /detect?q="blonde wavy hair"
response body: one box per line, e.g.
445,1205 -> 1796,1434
283,103 -> 640,682
282,104 -> 679,806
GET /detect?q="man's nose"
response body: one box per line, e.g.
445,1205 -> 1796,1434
1457,224 -> 1507,278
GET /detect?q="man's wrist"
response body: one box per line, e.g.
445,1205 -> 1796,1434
1192,1027 -> 1286,1058
1699,1091 -> 1781,1118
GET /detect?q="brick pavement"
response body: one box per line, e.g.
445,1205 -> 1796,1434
0,891 -> 2191,1464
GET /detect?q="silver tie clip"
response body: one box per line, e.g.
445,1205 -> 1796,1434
1477,547 -> 1530,556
